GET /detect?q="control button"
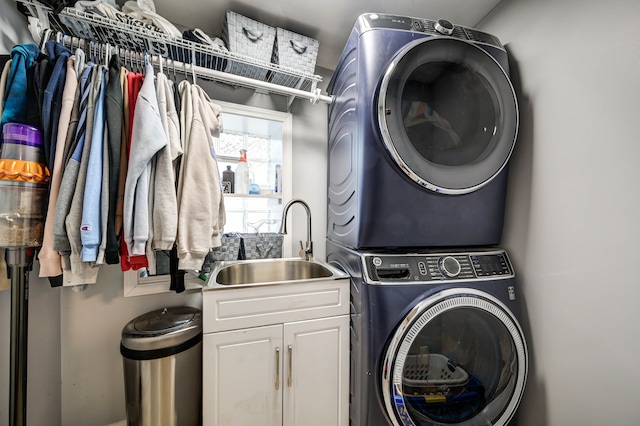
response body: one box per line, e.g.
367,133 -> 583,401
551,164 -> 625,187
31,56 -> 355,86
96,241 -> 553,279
411,19 -> 424,32
418,261 -> 427,275
372,257 -> 383,267
435,19 -> 454,35
439,256 -> 461,278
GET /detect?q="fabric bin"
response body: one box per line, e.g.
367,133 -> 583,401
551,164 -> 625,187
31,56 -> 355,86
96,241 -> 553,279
270,27 -> 319,87
239,233 -> 283,260
200,234 -> 243,273
221,10 -> 276,80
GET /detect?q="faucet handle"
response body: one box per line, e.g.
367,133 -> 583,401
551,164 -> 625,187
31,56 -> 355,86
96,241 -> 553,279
298,240 -> 313,260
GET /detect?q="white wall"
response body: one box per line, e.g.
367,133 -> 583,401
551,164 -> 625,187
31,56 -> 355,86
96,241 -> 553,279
479,1 -> 640,424
0,2 -> 331,424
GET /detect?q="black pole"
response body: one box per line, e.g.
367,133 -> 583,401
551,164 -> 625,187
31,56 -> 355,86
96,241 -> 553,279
7,248 -> 35,426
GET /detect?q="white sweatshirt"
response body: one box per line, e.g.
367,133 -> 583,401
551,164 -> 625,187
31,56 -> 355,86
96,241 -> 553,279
176,84 -> 225,270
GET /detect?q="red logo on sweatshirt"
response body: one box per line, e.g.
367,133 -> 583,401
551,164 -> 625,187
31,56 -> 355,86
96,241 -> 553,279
81,225 -> 92,232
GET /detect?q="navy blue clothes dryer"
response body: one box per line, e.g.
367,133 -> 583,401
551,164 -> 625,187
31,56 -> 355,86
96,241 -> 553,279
327,14 -> 519,249
326,240 -> 528,426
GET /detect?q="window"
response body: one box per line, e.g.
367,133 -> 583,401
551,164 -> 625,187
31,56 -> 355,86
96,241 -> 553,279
124,102 -> 292,296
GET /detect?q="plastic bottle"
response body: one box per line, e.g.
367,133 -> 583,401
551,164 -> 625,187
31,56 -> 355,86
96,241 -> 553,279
222,165 -> 235,193
274,164 -> 282,195
234,149 -> 250,194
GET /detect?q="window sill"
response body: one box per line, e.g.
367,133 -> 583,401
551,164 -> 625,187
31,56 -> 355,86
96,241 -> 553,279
224,193 -> 282,200
123,270 -> 204,297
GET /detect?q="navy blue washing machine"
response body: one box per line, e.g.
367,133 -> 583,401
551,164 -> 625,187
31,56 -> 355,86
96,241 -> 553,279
326,240 -> 528,426
327,13 -> 519,249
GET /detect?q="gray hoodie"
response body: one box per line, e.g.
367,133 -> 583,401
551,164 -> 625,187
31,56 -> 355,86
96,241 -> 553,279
123,63 -> 168,258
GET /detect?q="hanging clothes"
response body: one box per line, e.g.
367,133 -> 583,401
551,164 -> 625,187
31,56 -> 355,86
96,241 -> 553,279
65,64 -> 105,285
53,62 -> 95,273
60,49 -> 86,168
176,83 -> 225,271
114,65 -> 129,262
42,41 -> 71,172
39,55 -> 78,279
119,69 -> 143,272
1,43 -> 41,128
152,71 -> 179,252
104,53 -> 123,265
0,59 -> 13,124
0,35 -> 230,289
122,63 -> 168,270
80,65 -> 108,264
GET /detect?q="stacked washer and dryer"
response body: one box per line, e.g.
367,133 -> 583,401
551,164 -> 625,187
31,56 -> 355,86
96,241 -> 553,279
325,14 -> 528,426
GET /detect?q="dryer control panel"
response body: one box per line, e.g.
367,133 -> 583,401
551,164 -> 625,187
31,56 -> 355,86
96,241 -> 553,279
362,250 -> 513,284
357,13 -> 503,49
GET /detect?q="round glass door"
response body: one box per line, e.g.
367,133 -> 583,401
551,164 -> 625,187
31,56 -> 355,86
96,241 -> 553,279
378,37 -> 518,194
382,289 -> 527,426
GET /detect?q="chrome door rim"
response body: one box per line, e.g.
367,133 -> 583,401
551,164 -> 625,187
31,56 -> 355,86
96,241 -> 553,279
377,37 -> 519,195
381,288 -> 528,426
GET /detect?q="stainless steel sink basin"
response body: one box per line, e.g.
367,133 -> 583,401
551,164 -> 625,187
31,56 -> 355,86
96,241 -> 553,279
207,258 -> 347,287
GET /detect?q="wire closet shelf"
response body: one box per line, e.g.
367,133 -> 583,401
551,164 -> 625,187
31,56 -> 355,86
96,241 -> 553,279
15,0 -> 332,105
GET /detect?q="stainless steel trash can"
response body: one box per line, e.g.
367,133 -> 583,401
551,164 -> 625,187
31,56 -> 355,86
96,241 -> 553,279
121,306 -> 202,426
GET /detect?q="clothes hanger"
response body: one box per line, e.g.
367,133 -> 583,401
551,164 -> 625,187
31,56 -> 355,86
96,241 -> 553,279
182,58 -> 188,82
39,28 -> 51,53
104,43 -> 110,66
191,48 -> 197,85
171,58 -> 177,82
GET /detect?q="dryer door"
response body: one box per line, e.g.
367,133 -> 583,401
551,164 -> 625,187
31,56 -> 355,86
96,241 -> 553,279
381,288 -> 527,426
378,37 -> 518,194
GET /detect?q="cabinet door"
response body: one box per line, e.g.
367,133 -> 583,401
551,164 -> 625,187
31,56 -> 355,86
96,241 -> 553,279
203,325 -> 283,426
282,315 -> 350,426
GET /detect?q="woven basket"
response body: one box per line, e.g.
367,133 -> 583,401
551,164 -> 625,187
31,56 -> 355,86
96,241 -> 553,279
240,233 -> 283,260
207,235 -> 243,262
221,10 -> 276,80
269,28 -> 319,87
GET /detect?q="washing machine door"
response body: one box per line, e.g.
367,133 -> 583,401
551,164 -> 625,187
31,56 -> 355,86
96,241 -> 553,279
381,288 -> 527,426
378,37 -> 518,194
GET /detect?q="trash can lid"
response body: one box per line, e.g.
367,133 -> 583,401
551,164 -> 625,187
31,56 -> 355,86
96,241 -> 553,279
121,306 -> 202,352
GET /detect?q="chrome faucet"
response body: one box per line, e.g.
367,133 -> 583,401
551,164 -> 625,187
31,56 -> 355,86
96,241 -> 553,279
279,198 -> 313,260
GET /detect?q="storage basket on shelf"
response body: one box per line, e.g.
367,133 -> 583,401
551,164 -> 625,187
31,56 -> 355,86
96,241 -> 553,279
270,27 -> 319,88
221,10 -> 276,80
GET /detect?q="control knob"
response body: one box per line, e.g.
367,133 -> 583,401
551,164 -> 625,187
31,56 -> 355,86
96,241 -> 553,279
435,19 -> 454,35
439,256 -> 461,278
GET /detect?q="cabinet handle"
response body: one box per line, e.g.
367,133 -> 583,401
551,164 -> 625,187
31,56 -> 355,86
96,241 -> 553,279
275,347 -> 280,390
287,345 -> 293,387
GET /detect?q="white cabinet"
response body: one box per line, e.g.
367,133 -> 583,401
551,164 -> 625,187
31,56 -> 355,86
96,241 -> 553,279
282,316 -> 349,426
203,325 -> 283,426
202,279 -> 350,426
